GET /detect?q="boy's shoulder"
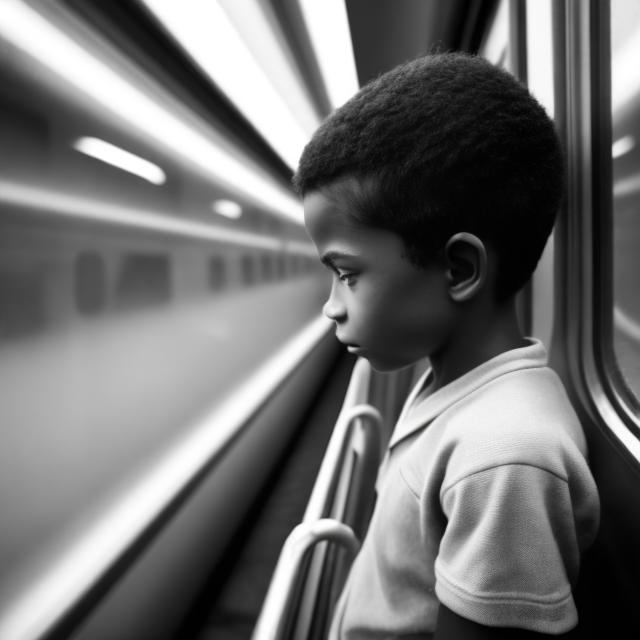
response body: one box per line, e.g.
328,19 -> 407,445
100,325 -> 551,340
397,345 -> 588,489
441,364 -> 586,472
393,341 -> 569,445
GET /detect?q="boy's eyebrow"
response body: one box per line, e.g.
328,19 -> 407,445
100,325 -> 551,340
320,250 -> 358,267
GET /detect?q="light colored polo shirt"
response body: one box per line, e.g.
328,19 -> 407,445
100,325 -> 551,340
329,340 -> 600,639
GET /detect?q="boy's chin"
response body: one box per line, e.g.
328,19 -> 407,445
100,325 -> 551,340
363,355 -> 417,374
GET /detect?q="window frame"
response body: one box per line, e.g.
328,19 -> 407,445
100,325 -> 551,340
550,0 -> 640,457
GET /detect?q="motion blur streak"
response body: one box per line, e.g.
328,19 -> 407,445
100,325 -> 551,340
0,0 -> 303,223
139,0 -> 315,168
297,0 -> 359,108
0,180 -> 309,253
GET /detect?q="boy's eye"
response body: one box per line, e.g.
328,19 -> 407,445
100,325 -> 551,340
321,259 -> 358,287
338,271 -> 357,286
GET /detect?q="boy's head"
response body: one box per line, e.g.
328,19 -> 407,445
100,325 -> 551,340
295,53 -> 564,301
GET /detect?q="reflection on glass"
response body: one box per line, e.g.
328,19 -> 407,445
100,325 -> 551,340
611,0 -> 640,401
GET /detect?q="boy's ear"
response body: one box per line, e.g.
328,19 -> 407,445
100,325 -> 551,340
444,232 -> 488,302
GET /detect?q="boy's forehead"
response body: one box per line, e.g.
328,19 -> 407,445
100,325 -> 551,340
303,188 -> 409,267
304,193 -> 347,244
303,184 -> 362,234
305,172 -> 373,215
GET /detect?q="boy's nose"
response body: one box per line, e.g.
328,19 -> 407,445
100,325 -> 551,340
323,287 -> 347,322
323,300 -> 346,321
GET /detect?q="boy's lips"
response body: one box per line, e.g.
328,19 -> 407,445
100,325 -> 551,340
335,332 -> 362,351
338,339 -> 362,353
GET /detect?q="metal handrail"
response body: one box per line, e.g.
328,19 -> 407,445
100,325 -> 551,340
341,357 -> 373,408
251,519 -> 359,640
252,358 -> 383,640
303,403 -> 383,524
0,315 -> 332,640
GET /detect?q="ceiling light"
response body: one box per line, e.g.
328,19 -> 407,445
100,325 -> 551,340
212,199 -> 242,219
73,137 -> 166,185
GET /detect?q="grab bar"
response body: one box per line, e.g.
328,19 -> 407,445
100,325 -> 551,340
251,519 -> 359,640
303,403 -> 383,524
252,358 -> 384,640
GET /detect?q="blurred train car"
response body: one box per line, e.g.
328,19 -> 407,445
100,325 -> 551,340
1,1 -> 640,639
0,1 -> 335,638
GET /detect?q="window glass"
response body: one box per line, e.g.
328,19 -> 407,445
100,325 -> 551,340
209,255 -> 226,290
611,0 -> 640,401
261,253 -> 273,281
241,254 -> 256,285
116,254 -> 171,308
75,252 -> 106,314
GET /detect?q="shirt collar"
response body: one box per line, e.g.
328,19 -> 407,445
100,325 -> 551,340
388,339 -> 548,449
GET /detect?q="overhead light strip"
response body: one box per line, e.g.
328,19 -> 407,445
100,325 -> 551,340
139,0 -> 319,169
297,0 -> 360,109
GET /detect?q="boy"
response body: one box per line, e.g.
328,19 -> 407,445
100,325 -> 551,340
294,54 -> 599,638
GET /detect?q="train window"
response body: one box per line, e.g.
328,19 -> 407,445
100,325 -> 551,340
116,254 -> 171,308
0,99 -> 49,176
611,0 -> 640,403
241,254 -> 256,285
75,251 -> 106,315
276,253 -> 287,279
290,254 -> 300,276
261,254 -> 273,281
0,261 -> 46,337
208,255 -> 226,291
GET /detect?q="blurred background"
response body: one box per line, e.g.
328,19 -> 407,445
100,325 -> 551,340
2,1 -> 640,639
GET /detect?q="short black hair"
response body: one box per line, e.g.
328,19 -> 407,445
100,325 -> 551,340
294,53 -> 564,300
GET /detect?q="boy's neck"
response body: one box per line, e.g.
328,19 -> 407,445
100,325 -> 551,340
429,298 -> 527,391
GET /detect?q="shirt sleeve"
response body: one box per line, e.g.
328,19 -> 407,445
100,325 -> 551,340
434,463 -> 580,634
